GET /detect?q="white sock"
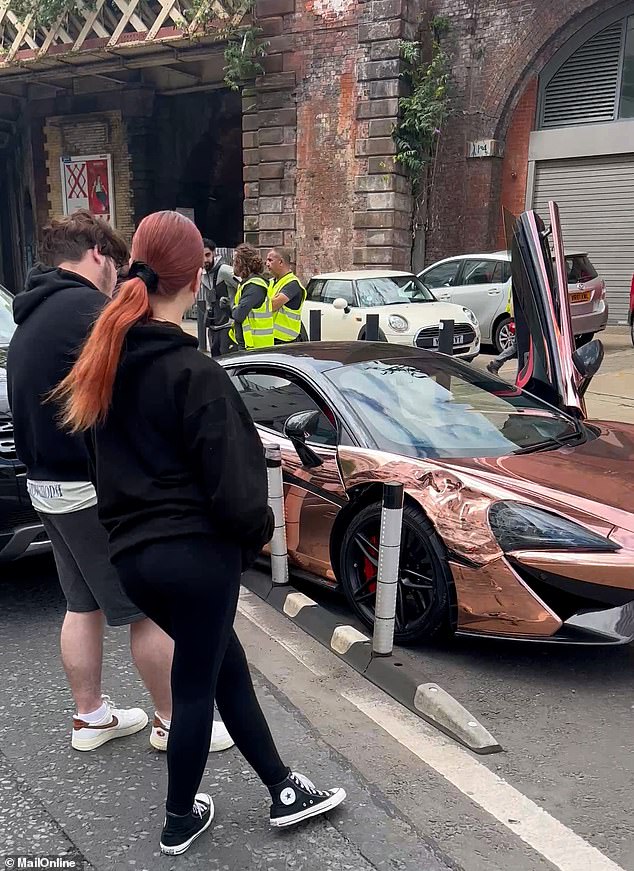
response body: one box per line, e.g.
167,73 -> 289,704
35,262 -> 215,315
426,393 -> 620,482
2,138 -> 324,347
156,712 -> 171,729
78,701 -> 108,724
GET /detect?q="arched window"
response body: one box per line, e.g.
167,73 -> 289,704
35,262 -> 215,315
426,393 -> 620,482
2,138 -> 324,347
540,14 -> 634,127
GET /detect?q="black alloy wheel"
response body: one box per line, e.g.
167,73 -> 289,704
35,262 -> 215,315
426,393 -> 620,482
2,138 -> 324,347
339,502 -> 452,645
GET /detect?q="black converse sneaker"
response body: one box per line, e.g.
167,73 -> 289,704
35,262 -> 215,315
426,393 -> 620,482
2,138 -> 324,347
269,771 -> 346,827
160,793 -> 214,855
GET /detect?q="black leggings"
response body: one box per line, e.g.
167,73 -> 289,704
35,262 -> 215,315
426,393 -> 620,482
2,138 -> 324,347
115,534 -> 288,815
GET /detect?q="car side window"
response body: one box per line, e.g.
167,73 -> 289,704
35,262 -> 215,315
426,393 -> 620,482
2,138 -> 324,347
493,261 -> 511,283
322,280 -> 356,306
423,261 -> 461,288
306,279 -> 325,302
462,260 -> 497,286
227,370 -> 338,447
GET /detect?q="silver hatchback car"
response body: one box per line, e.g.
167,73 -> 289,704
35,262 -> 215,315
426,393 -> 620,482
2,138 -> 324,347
420,251 -> 608,352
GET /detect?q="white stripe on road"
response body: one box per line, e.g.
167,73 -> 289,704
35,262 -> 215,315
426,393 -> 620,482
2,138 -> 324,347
346,693 -> 624,871
237,590 -> 626,871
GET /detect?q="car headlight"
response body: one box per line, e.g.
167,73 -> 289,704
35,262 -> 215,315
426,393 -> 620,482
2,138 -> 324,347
388,314 -> 409,332
488,502 -> 619,552
462,307 -> 478,326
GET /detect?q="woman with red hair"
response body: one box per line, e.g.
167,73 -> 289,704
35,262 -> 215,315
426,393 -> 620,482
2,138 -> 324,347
54,211 -> 346,855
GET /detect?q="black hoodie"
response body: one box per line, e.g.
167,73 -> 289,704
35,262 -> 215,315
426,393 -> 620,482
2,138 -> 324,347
90,321 -> 273,563
7,265 -> 108,482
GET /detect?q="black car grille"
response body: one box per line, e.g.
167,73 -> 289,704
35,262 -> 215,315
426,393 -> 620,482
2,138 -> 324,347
0,413 -> 16,461
415,323 -> 477,351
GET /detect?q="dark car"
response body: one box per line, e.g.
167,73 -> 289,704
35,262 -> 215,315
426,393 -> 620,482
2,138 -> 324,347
0,284 -> 49,561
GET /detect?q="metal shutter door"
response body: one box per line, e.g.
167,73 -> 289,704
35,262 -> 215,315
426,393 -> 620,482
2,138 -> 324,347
532,155 -> 634,323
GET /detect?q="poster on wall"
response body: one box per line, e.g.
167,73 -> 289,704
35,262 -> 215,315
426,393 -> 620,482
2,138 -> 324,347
61,154 -> 115,226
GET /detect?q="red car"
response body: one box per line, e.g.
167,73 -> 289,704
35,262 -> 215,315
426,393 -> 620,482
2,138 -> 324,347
629,273 -> 634,346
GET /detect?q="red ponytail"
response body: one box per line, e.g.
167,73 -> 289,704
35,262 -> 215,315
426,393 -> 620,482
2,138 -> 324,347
52,210 -> 203,432
54,278 -> 151,432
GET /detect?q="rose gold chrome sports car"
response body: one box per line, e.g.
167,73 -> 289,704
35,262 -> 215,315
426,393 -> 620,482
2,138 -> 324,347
219,206 -> 634,645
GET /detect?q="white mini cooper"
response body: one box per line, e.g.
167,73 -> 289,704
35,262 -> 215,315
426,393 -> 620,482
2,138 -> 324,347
301,270 -> 481,360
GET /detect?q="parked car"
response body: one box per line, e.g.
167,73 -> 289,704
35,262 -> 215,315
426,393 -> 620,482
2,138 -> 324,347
419,251 -> 608,352
302,270 -> 481,361
629,273 -> 634,347
218,207 -> 634,647
0,284 -> 49,562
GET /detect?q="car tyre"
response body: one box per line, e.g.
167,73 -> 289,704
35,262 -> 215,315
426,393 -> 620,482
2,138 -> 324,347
493,316 -> 513,354
357,325 -> 388,342
339,502 -> 452,645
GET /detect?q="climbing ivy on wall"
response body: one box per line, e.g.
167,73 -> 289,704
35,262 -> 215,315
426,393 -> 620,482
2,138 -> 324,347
223,22 -> 268,91
9,0 -> 79,27
393,16 -> 453,266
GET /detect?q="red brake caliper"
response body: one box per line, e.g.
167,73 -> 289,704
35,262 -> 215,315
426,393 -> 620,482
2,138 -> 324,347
363,535 -> 378,593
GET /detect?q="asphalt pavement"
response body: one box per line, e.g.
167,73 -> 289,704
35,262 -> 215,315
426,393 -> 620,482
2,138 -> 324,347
0,556 -> 456,871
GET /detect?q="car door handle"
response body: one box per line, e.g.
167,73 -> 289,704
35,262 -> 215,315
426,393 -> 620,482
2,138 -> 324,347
487,289 -> 502,295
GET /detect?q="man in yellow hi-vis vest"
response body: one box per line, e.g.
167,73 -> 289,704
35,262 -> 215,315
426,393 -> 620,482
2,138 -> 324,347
222,244 -> 274,351
487,280 -> 517,375
265,248 -> 306,343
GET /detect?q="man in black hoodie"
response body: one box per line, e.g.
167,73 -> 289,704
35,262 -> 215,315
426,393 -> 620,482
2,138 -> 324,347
6,212 -> 191,752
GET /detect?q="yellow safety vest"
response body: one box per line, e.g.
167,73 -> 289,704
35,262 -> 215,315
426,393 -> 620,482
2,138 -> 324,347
228,276 -> 274,350
506,282 -> 513,317
269,272 -> 306,342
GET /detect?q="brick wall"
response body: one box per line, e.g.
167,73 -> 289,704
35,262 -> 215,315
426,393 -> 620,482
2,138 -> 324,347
43,109 -> 134,243
249,0 -> 415,278
425,0 -> 620,263
497,77 -> 537,248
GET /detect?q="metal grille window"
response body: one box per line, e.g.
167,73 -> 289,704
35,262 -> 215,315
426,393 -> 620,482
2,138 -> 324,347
620,16 -> 634,117
540,21 -> 625,127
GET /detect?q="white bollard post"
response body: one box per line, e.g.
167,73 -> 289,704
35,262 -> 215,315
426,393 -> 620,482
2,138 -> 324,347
265,444 -> 289,585
372,482 -> 404,657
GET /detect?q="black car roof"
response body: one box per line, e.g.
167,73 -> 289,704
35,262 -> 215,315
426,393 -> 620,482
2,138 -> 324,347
217,341 -> 440,374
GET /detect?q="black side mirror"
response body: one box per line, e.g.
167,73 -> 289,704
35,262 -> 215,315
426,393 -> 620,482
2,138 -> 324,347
573,338 -> 604,397
283,411 -> 323,468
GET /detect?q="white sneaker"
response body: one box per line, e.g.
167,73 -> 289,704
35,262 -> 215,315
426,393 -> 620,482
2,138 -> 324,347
72,696 -> 148,751
150,714 -> 235,753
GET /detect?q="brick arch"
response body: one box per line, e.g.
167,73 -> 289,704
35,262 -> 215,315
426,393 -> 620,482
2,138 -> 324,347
489,0 -> 633,139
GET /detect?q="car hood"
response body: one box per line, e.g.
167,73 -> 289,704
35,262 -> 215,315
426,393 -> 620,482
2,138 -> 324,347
440,420 -> 634,534
0,346 -> 7,415
366,301 -> 476,325
340,420 -> 634,538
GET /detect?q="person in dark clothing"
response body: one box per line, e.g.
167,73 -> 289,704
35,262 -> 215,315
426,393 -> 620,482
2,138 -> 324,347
6,210 -> 181,755
53,211 -> 346,856
224,244 -> 274,351
201,238 -> 232,357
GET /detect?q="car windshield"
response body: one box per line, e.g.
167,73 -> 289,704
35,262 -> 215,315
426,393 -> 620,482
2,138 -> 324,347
327,358 -> 583,459
356,276 -> 435,307
0,286 -> 15,344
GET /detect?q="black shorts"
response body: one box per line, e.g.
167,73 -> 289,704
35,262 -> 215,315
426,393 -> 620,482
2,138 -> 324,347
39,506 -> 145,627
